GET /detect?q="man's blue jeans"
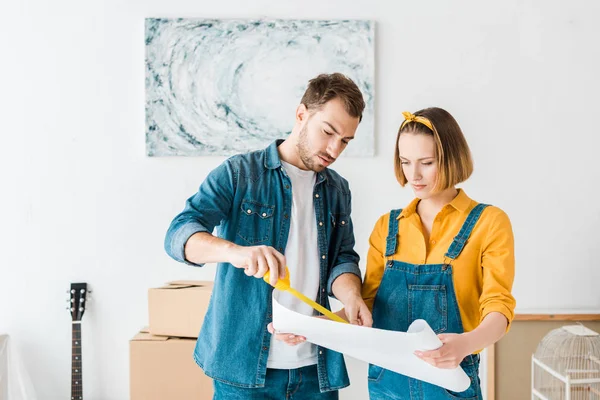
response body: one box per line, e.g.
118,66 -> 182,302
213,364 -> 339,400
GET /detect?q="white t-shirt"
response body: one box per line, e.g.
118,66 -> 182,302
267,160 -> 320,369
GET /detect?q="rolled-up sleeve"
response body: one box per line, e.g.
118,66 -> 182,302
327,192 -> 361,296
479,210 -> 516,332
164,161 -> 235,267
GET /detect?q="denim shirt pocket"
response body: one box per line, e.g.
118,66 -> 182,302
329,212 -> 349,228
328,212 -> 350,248
237,200 -> 275,245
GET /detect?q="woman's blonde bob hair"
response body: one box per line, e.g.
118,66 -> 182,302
394,107 -> 473,192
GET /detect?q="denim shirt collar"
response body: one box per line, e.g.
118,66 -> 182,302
266,139 -> 326,184
264,140 -> 284,170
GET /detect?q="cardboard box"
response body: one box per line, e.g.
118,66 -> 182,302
130,329 -> 213,400
148,281 -> 213,338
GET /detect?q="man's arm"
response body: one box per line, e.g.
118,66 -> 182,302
327,192 -> 373,326
331,273 -> 373,327
164,161 -> 235,266
164,160 -> 286,285
184,232 -> 237,265
185,232 -> 286,286
331,273 -> 362,302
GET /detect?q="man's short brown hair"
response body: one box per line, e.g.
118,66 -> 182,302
300,73 -> 365,122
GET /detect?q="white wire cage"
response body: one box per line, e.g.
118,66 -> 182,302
532,324 -> 600,400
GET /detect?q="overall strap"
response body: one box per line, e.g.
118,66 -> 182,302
385,209 -> 403,257
445,204 -> 490,260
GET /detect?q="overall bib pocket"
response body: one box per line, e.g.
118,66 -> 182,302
408,284 -> 448,334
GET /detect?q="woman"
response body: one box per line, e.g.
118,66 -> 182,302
363,108 -> 516,399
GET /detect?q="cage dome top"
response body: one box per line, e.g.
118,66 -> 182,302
561,325 -> 599,337
534,324 -> 600,377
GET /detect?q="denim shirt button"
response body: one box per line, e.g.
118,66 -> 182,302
319,221 -> 323,226
321,255 -> 326,259
315,194 -> 320,198
263,346 -> 268,350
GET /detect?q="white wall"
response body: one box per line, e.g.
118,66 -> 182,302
1,0 -> 599,399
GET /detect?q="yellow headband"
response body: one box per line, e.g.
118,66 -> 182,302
400,111 -> 434,131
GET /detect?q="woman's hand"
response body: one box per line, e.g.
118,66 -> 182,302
416,312 -> 509,368
414,332 -> 473,369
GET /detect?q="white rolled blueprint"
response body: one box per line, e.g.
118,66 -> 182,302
271,295 -> 470,392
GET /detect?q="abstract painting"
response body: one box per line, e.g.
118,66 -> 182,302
145,18 -> 374,157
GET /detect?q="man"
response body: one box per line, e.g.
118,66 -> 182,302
164,72 -> 372,399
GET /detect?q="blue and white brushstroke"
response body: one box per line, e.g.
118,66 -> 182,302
145,18 -> 374,157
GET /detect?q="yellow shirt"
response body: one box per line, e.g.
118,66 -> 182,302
362,189 -> 516,333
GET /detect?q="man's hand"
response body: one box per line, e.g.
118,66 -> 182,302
339,295 -> 373,327
330,273 -> 372,326
267,323 -> 306,346
228,245 -> 286,286
414,332 -> 473,369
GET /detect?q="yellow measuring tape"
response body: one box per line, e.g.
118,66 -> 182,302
264,266 -> 348,324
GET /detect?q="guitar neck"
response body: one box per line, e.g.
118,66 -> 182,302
71,322 -> 83,400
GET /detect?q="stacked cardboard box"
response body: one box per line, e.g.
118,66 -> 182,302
130,281 -> 214,400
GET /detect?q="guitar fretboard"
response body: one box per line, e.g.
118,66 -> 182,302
71,323 -> 83,400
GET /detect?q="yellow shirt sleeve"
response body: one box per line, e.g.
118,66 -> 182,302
362,214 -> 389,311
479,208 -> 516,331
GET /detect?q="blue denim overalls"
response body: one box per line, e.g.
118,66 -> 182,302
368,204 -> 488,400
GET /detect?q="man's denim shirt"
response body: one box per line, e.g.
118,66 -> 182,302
164,140 -> 361,392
